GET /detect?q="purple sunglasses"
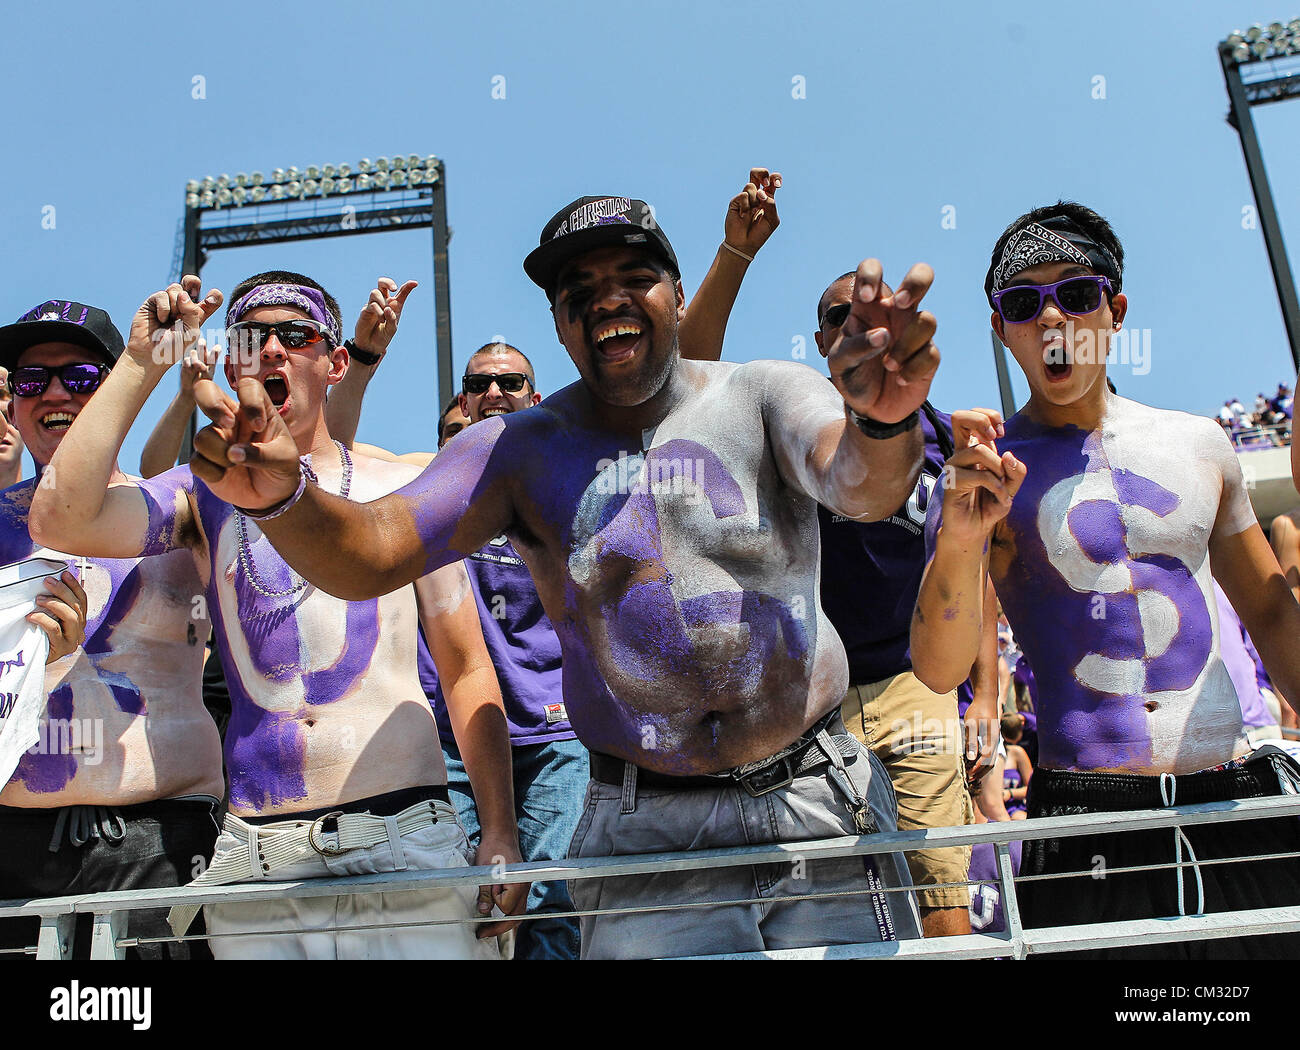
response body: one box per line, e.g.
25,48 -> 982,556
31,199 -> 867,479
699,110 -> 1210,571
992,275 -> 1113,324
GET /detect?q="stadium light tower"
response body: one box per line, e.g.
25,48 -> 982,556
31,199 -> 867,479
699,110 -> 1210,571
1220,21 -> 1300,372
175,155 -> 453,455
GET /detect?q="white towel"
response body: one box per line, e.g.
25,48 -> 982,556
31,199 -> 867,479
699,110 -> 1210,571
0,557 -> 70,787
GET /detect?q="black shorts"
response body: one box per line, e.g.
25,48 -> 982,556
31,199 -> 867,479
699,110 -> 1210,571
0,796 -> 221,961
1020,748 -> 1300,959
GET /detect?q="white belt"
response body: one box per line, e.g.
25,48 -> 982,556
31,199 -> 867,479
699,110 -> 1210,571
168,798 -> 454,937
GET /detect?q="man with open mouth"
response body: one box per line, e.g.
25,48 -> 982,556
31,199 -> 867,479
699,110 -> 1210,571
178,195 -> 943,957
28,273 -> 525,959
912,200 -> 1300,959
0,298 -> 219,960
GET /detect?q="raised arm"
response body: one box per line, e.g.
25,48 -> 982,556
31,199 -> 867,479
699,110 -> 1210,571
190,379 -> 514,601
30,278 -> 220,558
679,168 -> 781,362
416,561 -> 527,936
762,260 -> 941,519
138,337 -> 219,478
324,277 -> 418,448
911,409 -> 1026,694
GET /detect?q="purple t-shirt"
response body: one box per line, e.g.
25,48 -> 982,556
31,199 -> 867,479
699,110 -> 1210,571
818,407 -> 951,684
428,535 -> 572,746
967,837 -> 1023,935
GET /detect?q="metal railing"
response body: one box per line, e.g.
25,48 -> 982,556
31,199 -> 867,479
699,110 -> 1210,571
5,794 -> 1300,959
1226,420 -> 1291,448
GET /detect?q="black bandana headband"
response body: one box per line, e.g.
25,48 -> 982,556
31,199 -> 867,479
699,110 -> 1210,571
986,215 -> 1122,305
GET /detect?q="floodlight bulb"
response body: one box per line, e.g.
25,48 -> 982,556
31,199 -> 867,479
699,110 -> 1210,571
269,184 -> 286,201
1234,42 -> 1252,62
271,168 -> 285,182
235,173 -> 247,187
251,186 -> 267,202
287,180 -> 302,196
1270,22 -> 1284,35
232,186 -> 247,204
357,173 -> 371,190
374,172 -> 390,189
217,174 -> 230,188
391,170 -> 408,186
1247,24 -> 1263,41
1227,32 -> 1244,46
407,154 -> 419,168
425,155 -> 439,170
304,179 -> 319,196
321,178 -> 336,195
200,176 -> 215,192
186,179 -> 200,193
200,190 -> 215,207
217,187 -> 233,205
323,164 -> 337,177
359,158 -> 372,172
1252,38 -> 1270,57
251,171 -> 264,186
306,165 -> 320,179
338,163 -> 351,177
376,156 -> 390,171
409,170 -> 424,186
186,192 -> 200,209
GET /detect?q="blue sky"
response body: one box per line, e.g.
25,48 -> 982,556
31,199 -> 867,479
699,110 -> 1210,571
2,1 -> 1298,470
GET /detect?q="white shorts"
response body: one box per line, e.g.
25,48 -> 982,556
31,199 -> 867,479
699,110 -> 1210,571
203,804 -> 500,960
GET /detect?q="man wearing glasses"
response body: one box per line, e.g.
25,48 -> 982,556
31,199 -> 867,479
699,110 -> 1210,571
912,202 -> 1300,958
0,299 -> 218,960
423,342 -> 583,959
164,198 -> 936,957
29,274 -> 526,959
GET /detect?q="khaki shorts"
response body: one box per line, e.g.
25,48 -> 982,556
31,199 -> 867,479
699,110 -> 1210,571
842,671 -> 974,910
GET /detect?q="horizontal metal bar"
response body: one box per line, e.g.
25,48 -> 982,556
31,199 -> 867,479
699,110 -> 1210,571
1022,905 -> 1300,955
3,795 -> 1298,917
679,932 -> 1016,961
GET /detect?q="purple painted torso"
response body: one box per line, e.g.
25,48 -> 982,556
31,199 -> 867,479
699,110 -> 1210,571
400,360 -> 851,773
1214,582 -> 1273,730
141,461 -> 441,815
929,401 -> 1252,774
0,479 -> 219,805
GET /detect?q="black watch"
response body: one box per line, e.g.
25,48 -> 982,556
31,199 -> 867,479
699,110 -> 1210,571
846,406 -> 920,440
345,339 -> 383,367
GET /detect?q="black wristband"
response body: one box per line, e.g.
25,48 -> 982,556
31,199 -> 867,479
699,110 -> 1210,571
846,406 -> 920,440
345,339 -> 383,367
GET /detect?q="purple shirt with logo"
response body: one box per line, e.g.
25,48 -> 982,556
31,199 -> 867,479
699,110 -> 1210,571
427,535 -> 572,746
967,837 -> 1022,935
818,407 -> 951,684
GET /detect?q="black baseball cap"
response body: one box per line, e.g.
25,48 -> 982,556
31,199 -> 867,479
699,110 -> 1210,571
524,196 -> 680,299
0,300 -> 124,373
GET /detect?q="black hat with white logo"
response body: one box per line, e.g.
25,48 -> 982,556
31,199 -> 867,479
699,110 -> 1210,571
0,300 -> 124,373
524,196 -> 680,298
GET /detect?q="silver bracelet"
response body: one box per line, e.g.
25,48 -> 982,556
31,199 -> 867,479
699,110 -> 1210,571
235,460 -> 308,521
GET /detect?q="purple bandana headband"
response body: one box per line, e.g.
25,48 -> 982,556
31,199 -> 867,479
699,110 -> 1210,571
225,283 -> 341,344
985,215 -> 1122,306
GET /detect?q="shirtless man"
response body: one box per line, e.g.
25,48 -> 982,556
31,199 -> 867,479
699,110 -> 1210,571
31,273 -> 524,960
0,299 -> 216,961
912,201 -> 1300,958
176,195 -> 937,957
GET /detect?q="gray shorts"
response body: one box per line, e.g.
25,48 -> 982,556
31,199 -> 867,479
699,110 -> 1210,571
568,737 -> 921,958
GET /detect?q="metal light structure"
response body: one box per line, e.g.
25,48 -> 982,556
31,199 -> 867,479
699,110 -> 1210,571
176,155 -> 454,456
1220,21 -> 1300,372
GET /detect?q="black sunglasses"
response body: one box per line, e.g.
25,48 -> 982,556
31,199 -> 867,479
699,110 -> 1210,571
462,372 -> 530,395
820,303 -> 851,329
225,319 -> 335,352
8,363 -> 109,398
